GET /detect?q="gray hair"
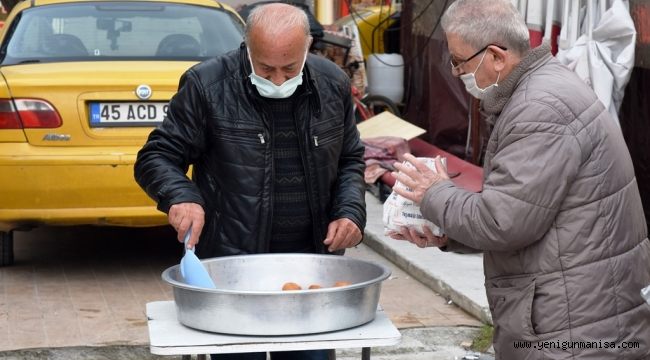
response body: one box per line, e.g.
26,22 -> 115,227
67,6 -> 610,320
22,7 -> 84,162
441,0 -> 530,56
245,3 -> 311,46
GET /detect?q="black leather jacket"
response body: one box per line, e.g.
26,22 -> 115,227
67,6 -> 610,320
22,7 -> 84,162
134,44 -> 366,257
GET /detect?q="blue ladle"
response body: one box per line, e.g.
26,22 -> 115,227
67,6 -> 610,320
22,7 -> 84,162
180,227 -> 216,289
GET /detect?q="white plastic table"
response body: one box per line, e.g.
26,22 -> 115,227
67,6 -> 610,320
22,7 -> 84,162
146,301 -> 401,360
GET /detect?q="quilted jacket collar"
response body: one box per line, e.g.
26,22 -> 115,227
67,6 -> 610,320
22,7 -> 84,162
481,41 -> 553,116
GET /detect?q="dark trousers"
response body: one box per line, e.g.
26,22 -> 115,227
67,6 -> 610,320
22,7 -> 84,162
211,349 -> 332,360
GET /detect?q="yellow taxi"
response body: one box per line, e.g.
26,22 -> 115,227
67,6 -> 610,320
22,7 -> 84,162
0,0 -> 244,265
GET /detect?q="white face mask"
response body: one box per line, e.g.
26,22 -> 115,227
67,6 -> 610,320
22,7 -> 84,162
247,48 -> 307,99
459,50 -> 500,99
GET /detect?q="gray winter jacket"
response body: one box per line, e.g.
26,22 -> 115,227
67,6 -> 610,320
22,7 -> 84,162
421,42 -> 650,359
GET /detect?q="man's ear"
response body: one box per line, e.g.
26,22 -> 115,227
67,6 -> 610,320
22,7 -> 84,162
490,45 -> 507,72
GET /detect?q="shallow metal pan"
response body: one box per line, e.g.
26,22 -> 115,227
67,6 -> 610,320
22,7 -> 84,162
161,253 -> 391,335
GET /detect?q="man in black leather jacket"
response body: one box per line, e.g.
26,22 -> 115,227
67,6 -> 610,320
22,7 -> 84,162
134,4 -> 365,358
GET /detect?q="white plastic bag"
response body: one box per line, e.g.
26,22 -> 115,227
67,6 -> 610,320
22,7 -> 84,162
642,284 -> 650,305
383,157 -> 446,238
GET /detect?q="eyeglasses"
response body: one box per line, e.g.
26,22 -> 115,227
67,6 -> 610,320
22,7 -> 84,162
450,44 -> 508,72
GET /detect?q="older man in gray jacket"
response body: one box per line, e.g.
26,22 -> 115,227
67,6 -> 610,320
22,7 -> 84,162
391,0 -> 650,359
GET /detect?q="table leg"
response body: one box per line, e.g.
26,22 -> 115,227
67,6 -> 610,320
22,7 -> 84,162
181,356 -> 191,360
181,356 -> 207,360
361,347 -> 370,360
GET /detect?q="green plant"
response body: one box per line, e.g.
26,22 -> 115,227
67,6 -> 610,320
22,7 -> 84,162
471,324 -> 494,353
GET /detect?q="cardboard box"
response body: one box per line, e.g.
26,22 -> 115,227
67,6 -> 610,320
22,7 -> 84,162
356,112 -> 426,140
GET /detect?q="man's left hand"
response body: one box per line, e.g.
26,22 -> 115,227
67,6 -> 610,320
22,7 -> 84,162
323,218 -> 362,252
392,153 -> 450,205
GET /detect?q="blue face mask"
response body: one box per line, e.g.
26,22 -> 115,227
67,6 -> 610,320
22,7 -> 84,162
248,48 -> 307,99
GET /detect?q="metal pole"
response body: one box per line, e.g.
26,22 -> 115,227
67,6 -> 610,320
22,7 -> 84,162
361,347 -> 371,360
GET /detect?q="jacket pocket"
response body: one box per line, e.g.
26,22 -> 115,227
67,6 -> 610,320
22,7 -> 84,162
487,277 -> 538,341
487,278 -> 545,359
213,126 -> 266,147
311,121 -> 344,148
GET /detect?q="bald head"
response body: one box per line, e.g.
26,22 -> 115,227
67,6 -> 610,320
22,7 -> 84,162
245,3 -> 311,48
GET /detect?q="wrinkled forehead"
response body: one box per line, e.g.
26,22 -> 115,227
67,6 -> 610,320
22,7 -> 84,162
248,31 -> 308,70
248,26 -> 309,56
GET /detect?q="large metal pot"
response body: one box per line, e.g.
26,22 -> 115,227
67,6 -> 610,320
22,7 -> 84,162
161,253 -> 391,335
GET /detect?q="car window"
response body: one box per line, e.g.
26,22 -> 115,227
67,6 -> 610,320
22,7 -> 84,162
1,1 -> 244,64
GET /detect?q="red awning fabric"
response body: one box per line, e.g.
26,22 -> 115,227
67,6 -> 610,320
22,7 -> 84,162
379,138 -> 483,193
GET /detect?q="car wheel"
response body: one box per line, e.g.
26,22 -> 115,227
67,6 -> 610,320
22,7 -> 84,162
0,231 -> 14,266
361,94 -> 401,117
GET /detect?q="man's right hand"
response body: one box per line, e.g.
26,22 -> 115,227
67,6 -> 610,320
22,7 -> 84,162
389,225 -> 448,249
168,202 -> 205,249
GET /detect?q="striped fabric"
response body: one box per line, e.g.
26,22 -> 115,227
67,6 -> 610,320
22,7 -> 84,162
267,96 -> 314,253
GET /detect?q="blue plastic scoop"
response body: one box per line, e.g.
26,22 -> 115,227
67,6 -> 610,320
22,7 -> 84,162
180,228 -> 216,288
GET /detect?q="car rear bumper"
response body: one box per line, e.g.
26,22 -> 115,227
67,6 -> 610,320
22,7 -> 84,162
0,143 -> 168,231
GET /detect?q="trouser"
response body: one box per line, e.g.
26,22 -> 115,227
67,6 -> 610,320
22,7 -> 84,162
210,349 -> 333,360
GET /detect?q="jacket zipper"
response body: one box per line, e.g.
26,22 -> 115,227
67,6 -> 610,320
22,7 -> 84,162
214,127 -> 266,146
243,71 -> 274,252
312,126 -> 343,147
258,104 -> 273,253
295,94 -> 323,250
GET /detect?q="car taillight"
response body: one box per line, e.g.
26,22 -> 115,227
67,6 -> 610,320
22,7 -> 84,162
0,98 -> 62,129
0,99 -> 21,129
15,99 -> 62,128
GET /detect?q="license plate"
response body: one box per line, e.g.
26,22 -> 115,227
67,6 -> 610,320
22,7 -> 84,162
89,102 -> 168,127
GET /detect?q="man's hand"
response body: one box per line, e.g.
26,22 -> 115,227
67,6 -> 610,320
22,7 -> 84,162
168,202 -> 205,249
389,225 -> 448,249
391,154 -> 449,205
323,218 -> 362,252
